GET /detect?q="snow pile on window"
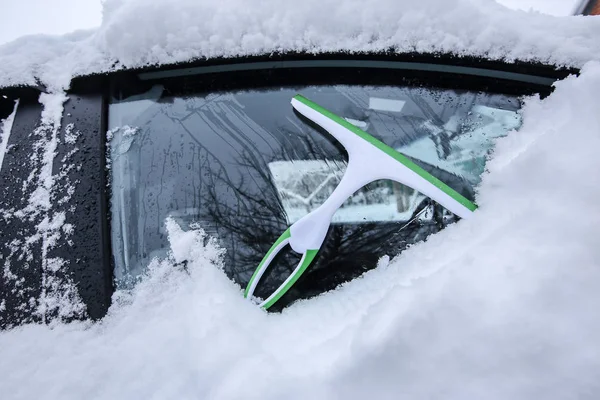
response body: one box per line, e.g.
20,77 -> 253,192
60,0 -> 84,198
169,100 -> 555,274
1,60 -> 599,399
1,0 -> 600,90
0,100 -> 19,172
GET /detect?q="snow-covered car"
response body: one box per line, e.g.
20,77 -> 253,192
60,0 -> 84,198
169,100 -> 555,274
2,1 -> 600,399
0,0 -> 597,329
0,48 -> 575,326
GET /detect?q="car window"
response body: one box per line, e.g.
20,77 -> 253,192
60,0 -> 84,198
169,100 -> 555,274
108,84 -> 520,308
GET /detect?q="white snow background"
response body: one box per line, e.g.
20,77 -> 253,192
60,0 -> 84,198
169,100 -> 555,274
0,0 -> 581,47
1,0 -> 600,399
497,0 -> 580,16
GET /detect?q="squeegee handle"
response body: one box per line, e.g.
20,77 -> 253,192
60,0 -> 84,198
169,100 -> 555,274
244,228 -> 318,310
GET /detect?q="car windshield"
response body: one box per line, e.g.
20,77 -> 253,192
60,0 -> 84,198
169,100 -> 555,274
108,84 -> 521,308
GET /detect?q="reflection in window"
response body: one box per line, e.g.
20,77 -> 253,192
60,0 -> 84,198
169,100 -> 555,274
268,160 -> 424,224
108,84 -> 521,308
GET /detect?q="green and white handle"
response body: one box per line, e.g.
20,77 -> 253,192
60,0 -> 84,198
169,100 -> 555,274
244,94 -> 477,309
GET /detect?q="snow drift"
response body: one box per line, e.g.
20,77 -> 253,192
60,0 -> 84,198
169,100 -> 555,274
1,58 -> 599,399
1,0 -> 600,91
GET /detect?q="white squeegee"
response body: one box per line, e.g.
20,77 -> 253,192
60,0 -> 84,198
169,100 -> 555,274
244,94 -> 476,309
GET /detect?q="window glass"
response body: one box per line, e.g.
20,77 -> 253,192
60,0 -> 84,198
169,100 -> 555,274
108,84 -> 520,307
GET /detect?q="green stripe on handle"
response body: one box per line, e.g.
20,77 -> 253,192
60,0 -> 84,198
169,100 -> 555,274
261,249 -> 319,310
244,228 -> 291,298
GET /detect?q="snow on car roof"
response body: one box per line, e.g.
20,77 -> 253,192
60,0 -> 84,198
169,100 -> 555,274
0,0 -> 599,91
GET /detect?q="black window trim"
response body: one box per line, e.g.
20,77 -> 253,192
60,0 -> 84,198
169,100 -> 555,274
138,59 -> 557,86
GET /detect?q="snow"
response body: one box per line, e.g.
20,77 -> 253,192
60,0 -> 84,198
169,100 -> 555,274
495,0 -> 579,16
17,92 -> 68,215
1,0 -> 600,91
0,100 -> 19,173
0,0 -> 575,48
63,123 -> 80,145
0,59 -> 599,398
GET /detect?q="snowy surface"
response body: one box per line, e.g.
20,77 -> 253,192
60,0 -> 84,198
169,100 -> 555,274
1,60 -> 599,399
1,0 -> 600,91
0,100 -> 19,173
0,0 -> 575,47
495,0 -> 579,16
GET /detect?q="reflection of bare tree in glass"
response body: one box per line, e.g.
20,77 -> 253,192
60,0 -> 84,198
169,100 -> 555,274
191,133 -> 453,308
112,87 -> 508,308
163,93 -> 475,309
194,133 -> 321,289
